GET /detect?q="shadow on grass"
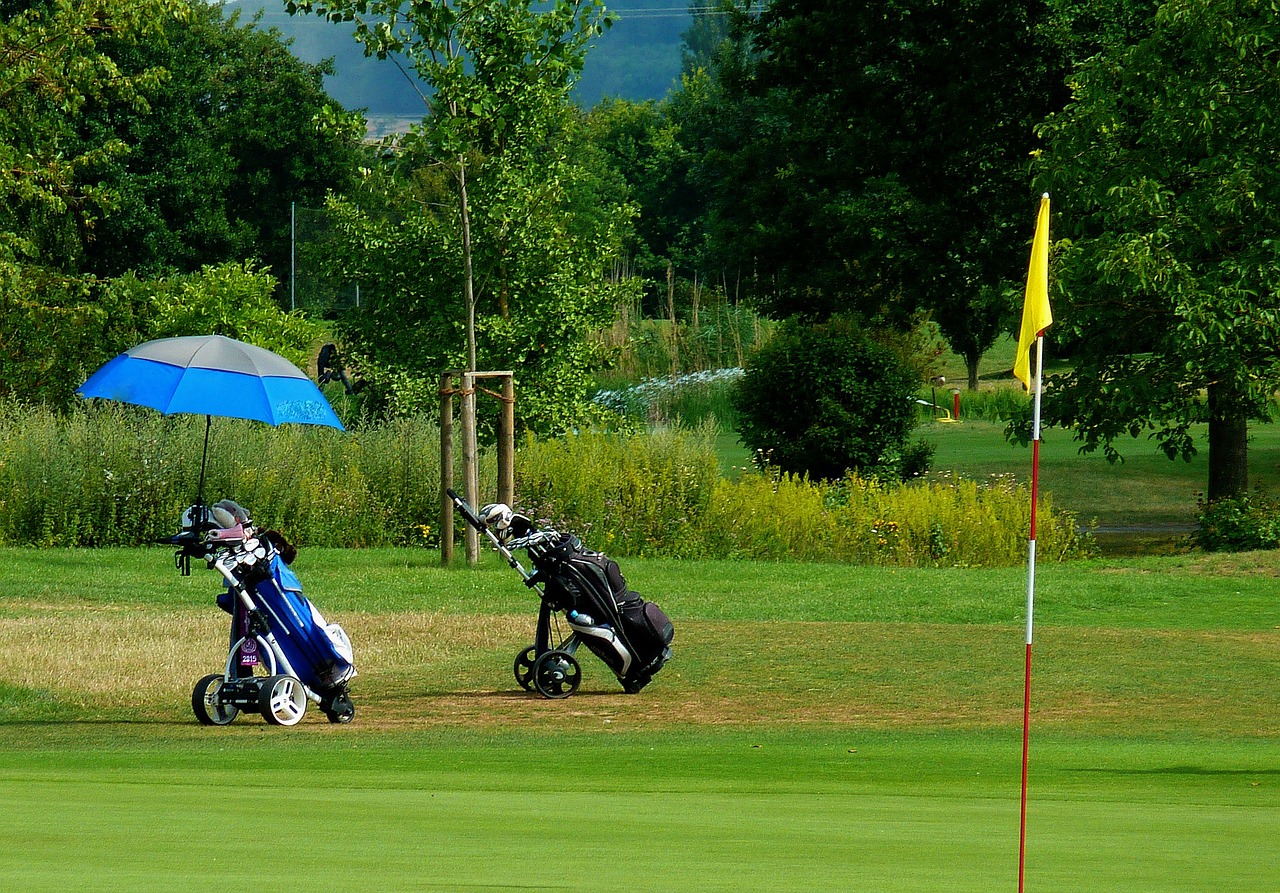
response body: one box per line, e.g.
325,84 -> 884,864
1073,766 -> 1280,776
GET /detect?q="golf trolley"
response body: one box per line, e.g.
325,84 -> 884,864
167,502 -> 356,726
448,489 -> 674,699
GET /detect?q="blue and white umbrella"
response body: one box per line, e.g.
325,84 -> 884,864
77,334 -> 343,429
77,334 -> 344,508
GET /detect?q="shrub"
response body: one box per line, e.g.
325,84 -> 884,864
1194,494 -> 1280,552
732,316 -> 920,481
513,426 -> 1089,565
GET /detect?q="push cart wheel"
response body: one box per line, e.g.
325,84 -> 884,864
322,690 -> 356,724
532,650 -> 581,699
513,645 -> 539,691
259,675 -> 307,726
191,673 -> 239,725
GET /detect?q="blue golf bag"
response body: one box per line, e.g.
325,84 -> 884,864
218,553 -> 356,698
172,500 -> 357,726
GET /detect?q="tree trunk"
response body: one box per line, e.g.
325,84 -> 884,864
964,352 -> 981,391
458,155 -> 476,373
1206,381 -> 1248,501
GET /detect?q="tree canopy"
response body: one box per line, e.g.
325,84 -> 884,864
286,0 -> 636,432
1036,0 -> 1280,500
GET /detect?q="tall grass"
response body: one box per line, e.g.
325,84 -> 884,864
516,427 -> 1089,564
1,401 -> 1083,564
593,368 -> 743,429
592,298 -> 774,386
0,401 -> 460,548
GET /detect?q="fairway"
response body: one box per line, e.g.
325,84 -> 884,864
2,547 -> 1278,891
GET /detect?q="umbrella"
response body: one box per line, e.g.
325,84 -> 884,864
77,334 -> 344,508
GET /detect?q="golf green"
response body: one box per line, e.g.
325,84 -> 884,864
1,729 -> 1275,892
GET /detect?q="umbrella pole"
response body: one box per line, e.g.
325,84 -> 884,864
196,414 -> 211,520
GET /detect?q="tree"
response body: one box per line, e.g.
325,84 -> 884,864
1035,0 -> 1280,501
1,0 -> 187,266
286,0 -> 612,373
71,2 -> 364,280
695,0 -> 1068,388
1,1 -> 348,404
286,0 -> 635,432
732,315 -> 920,481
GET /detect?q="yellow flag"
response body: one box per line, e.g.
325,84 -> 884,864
1015,194 -> 1053,389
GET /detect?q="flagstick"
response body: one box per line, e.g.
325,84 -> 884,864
1018,333 -> 1046,893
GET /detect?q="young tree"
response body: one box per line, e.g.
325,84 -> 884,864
286,0 -> 635,431
285,0 -> 612,374
1035,0 -> 1280,501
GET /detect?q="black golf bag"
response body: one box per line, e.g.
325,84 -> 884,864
448,489 -> 674,699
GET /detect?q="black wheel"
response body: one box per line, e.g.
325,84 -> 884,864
259,674 -> 307,726
532,650 -> 581,699
192,673 -> 239,725
322,690 -> 356,724
513,645 -> 539,691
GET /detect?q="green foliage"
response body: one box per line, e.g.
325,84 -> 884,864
593,369 -> 744,431
73,1 -> 364,279
592,290 -> 774,381
513,426 -> 1089,565
1036,0 -> 1280,499
0,264 -> 147,408
137,262 -> 328,373
0,262 -> 329,407
0,404 -> 1083,565
694,468 -> 1088,565
732,317 -> 921,481
1194,494 -> 1280,553
0,401 -> 454,548
287,0 -> 632,434
516,425 -> 721,556
0,0 -> 188,266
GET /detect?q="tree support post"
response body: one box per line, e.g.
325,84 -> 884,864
439,371 -> 455,566
439,370 -> 515,567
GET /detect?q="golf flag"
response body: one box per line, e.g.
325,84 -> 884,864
1014,194 -> 1052,389
1017,192 -> 1052,893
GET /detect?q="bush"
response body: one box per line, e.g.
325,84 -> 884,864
1194,494 -> 1280,552
732,316 -> 920,481
513,427 -> 1090,565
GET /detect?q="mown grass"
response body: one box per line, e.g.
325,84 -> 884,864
1,546 -> 1278,891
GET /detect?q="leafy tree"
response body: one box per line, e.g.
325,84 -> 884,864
1,0 -> 186,266
732,316 -> 920,481
286,0 -> 635,432
72,2 -> 364,280
1034,0 -> 1280,501
685,0 -> 1068,389
1,2 -> 345,404
286,0 -> 612,370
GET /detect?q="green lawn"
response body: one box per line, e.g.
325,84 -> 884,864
2,547 -> 1278,891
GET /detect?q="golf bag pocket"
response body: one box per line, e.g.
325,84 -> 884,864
621,599 -> 675,656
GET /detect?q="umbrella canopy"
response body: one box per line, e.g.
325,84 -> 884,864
77,335 -> 344,430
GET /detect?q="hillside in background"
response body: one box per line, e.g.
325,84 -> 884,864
223,0 -> 692,133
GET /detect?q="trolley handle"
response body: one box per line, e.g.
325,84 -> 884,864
446,487 -> 488,533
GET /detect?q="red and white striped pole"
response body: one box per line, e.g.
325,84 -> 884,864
1018,331 -> 1046,893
